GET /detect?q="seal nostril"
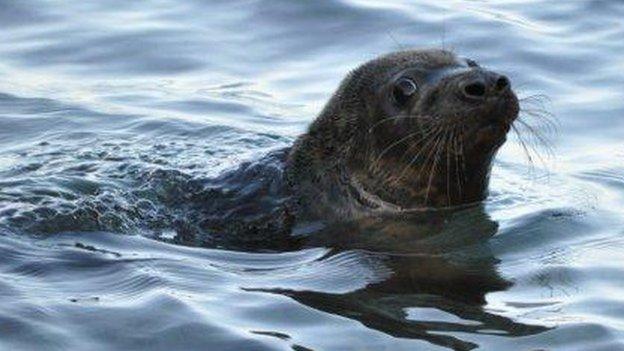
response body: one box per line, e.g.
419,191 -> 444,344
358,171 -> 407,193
495,76 -> 510,92
463,81 -> 486,98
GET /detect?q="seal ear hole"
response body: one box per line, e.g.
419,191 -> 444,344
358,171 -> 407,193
392,78 -> 418,107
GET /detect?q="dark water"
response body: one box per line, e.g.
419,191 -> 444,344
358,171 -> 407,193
1,1 -> 624,350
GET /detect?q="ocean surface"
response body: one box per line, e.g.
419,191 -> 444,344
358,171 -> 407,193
1,1 -> 624,350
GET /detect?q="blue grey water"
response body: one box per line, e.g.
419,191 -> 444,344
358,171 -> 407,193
1,1 -> 623,350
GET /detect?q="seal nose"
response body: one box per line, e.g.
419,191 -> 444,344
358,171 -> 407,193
494,75 -> 510,93
460,71 -> 510,100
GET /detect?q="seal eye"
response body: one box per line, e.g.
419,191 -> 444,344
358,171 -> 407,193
392,78 -> 417,106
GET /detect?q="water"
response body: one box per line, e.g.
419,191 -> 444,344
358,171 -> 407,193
1,1 -> 624,350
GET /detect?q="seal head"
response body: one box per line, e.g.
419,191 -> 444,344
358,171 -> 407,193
286,49 -> 519,220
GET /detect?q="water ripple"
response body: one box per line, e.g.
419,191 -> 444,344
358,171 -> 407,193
1,0 -> 624,350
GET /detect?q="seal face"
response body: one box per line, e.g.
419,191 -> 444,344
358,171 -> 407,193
286,49 -> 519,220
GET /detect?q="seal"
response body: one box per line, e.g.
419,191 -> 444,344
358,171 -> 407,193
184,48 -> 519,249
286,48 -> 518,221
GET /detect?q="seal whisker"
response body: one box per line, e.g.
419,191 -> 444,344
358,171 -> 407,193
452,126 -> 464,201
516,118 -> 555,154
395,120 -> 445,165
424,126 -> 450,204
410,127 -> 446,186
391,125 -> 446,186
514,119 -> 554,169
518,93 -> 551,105
511,124 -> 536,170
445,127 -> 456,206
368,114 -> 437,134
519,93 -> 557,131
370,121 -> 441,173
519,109 -> 558,137
511,92 -> 558,174
520,105 -> 556,123
372,122 -> 446,187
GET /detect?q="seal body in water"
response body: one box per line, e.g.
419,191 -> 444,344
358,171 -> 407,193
195,48 -> 518,248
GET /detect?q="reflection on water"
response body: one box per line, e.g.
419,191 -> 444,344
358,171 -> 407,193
1,0 -> 624,350
258,207 -> 549,350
